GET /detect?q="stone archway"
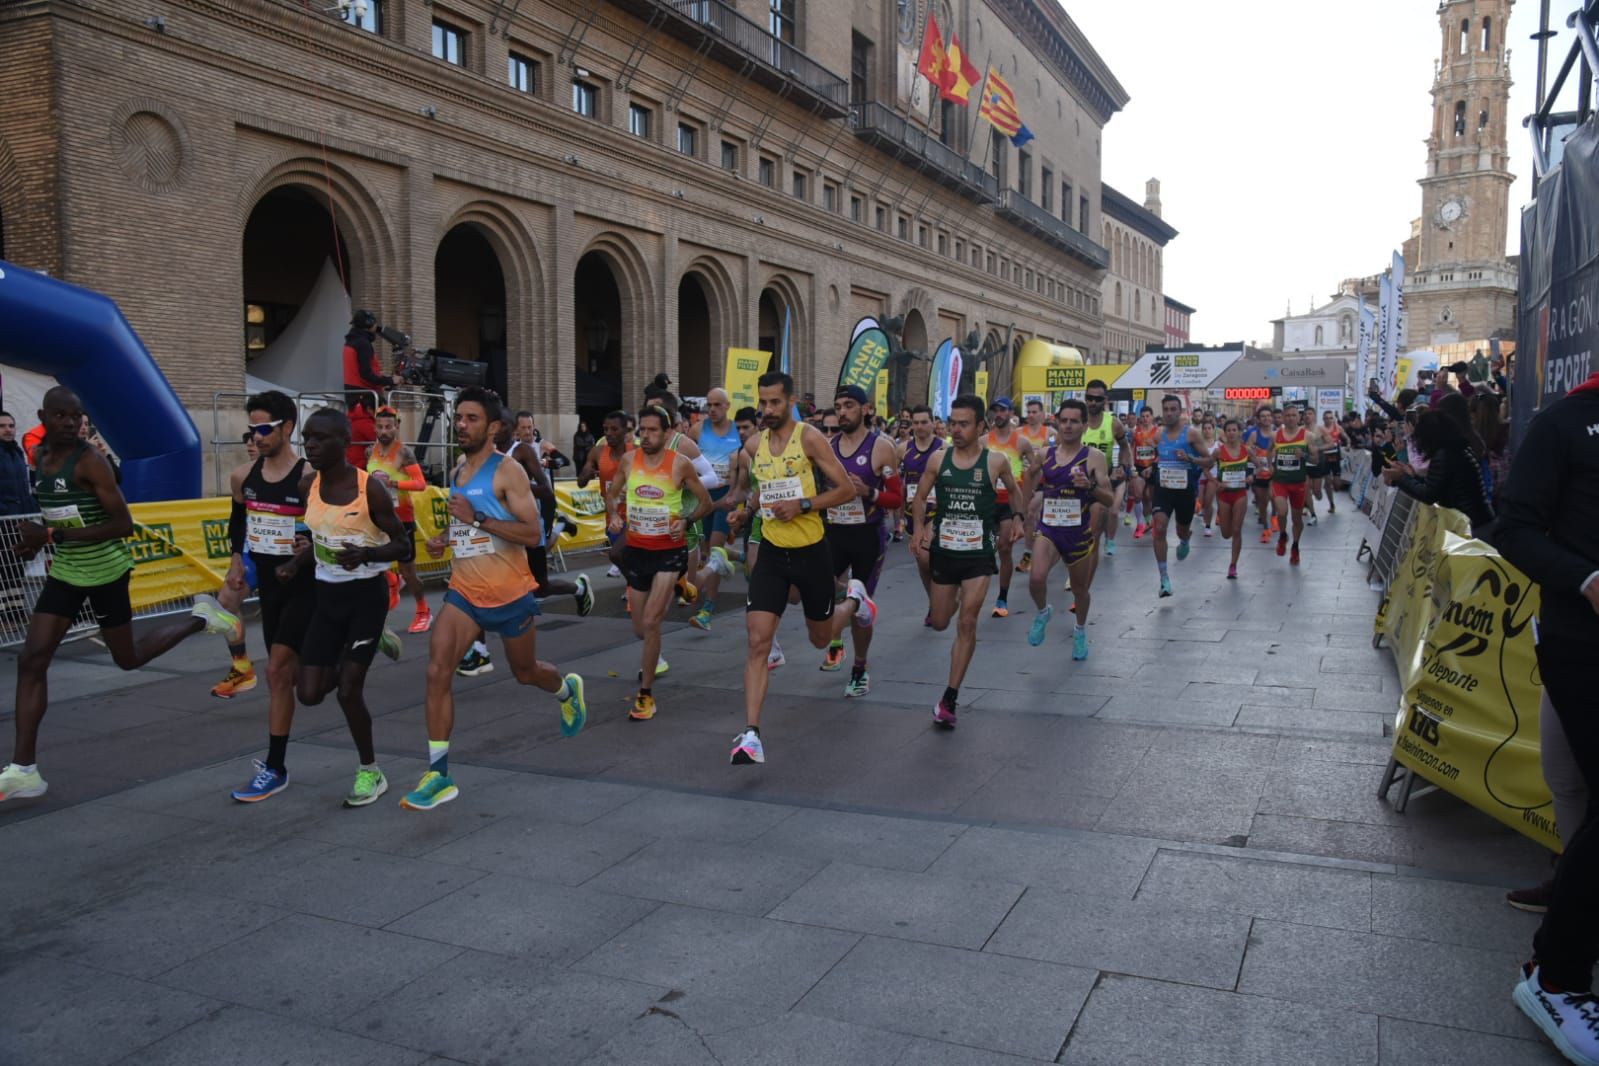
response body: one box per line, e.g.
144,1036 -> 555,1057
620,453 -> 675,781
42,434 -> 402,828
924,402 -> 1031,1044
896,308 -> 929,414
434,223 -> 507,400
676,257 -> 736,400
757,273 -> 808,390
436,200 -> 544,409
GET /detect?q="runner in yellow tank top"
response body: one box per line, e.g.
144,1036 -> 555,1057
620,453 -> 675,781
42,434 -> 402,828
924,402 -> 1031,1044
732,372 -> 858,767
981,398 -> 1036,618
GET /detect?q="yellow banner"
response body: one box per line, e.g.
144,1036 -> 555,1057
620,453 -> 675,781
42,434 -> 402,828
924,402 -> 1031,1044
725,348 -> 770,413
1014,363 -> 1132,394
974,369 -> 989,404
875,368 -> 889,414
1380,507 -> 1558,851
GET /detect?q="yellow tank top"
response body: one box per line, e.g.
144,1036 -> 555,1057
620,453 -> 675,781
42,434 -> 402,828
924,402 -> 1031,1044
751,423 -> 823,548
984,430 -> 1023,503
625,448 -> 685,549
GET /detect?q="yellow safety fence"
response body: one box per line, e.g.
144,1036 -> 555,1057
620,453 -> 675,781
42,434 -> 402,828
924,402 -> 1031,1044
1375,504 -> 1558,852
122,483 -> 610,611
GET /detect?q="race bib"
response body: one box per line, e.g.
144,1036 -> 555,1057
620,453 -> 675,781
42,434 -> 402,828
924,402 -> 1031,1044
627,503 -> 672,538
828,498 -> 866,525
760,477 -> 804,521
938,516 -> 984,551
448,523 -> 495,558
246,512 -> 297,556
1042,497 -> 1082,527
312,533 -> 356,566
1276,454 -> 1301,472
40,504 -> 83,529
1221,468 -> 1247,489
710,458 -> 732,481
1158,465 -> 1188,490
1135,445 -> 1156,464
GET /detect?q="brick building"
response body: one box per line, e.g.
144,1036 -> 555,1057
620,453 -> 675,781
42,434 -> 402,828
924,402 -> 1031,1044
1163,295 -> 1193,349
0,0 -> 1128,458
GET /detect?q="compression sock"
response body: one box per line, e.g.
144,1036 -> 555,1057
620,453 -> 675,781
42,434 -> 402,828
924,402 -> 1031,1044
428,739 -> 449,776
266,734 -> 289,773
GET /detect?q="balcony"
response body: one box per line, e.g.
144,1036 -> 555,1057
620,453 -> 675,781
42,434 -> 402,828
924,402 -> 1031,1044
848,102 -> 998,204
606,0 -> 849,117
996,189 -> 1109,269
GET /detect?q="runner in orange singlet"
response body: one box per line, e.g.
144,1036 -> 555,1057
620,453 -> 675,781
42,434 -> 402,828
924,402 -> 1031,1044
1015,398 -> 1054,575
1129,408 -> 1159,538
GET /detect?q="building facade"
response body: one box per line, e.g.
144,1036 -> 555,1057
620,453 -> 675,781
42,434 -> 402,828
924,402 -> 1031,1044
0,0 -> 1128,462
1098,178 -> 1175,364
1163,295 -> 1193,348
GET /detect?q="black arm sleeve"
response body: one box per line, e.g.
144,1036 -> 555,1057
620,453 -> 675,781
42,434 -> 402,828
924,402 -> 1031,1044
1394,451 -> 1449,506
229,499 -> 247,554
1369,394 -> 1404,421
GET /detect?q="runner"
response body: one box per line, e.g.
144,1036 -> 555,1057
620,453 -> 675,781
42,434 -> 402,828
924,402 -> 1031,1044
819,384 -> 901,695
1149,395 -> 1213,597
0,387 -> 240,803
732,372 -> 858,764
1245,405 -> 1278,541
1306,409 -> 1339,517
898,404 -> 945,611
1129,406 -> 1159,537
1081,380 -> 1129,559
366,405 -> 432,632
212,428 -> 261,699
689,388 -> 742,628
1322,410 -> 1346,499
1024,399 -> 1113,659
1197,418 -> 1220,537
402,388 -> 588,810
722,408 -> 787,669
912,394 -> 1026,727
1214,418 -> 1252,580
981,398 -> 1034,617
607,404 -> 715,721
1015,398 -> 1054,574
689,406 -> 757,631
285,407 -> 408,807
506,421 -> 593,612
1269,404 -> 1318,566
225,392 -> 318,801
575,410 -> 633,598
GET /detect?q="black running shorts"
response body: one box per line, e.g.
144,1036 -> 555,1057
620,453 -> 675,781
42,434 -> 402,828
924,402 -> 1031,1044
622,545 -> 689,593
929,549 -> 998,586
34,571 -> 133,629
251,552 -> 315,652
299,574 -> 388,668
1151,486 -> 1197,527
747,539 -> 834,621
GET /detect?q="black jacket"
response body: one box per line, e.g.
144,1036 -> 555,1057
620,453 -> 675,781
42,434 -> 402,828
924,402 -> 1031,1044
1393,442 -> 1494,533
1492,388 -> 1599,639
0,440 -> 28,515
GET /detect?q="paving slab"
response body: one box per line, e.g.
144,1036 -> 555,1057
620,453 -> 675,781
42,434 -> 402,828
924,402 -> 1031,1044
1136,849 -> 1373,932
584,837 -> 823,915
419,814 -> 653,885
1376,1016 -> 1565,1065
768,861 -> 1024,949
745,806 -> 965,872
926,824 -> 1159,899
127,1004 -> 434,1066
1370,872 -> 1540,955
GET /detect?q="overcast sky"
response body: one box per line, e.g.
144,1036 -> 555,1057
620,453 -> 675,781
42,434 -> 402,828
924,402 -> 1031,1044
1067,0 -> 1571,347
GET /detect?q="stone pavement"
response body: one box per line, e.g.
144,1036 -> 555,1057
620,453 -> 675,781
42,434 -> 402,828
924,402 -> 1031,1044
0,506 -> 1567,1065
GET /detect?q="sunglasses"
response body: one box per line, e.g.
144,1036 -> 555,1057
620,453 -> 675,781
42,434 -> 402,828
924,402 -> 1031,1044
823,425 -> 842,434
247,419 -> 286,437
1085,395 -> 1106,403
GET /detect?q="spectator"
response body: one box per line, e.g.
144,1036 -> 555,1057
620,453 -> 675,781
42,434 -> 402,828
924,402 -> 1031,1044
572,420 -> 595,471
1470,392 -> 1509,505
1491,369 -> 1599,1063
342,310 -> 394,467
21,420 -> 45,466
1382,409 -> 1494,532
0,412 -> 30,515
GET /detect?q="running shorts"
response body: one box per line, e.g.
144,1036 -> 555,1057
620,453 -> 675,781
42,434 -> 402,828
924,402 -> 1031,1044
747,540 -> 834,621
622,545 -> 689,593
1218,488 -> 1250,506
826,522 -> 889,595
34,570 -> 133,629
252,552 -> 315,652
300,574 -> 388,668
994,503 -> 1015,527
703,487 -> 732,539
1151,486 -> 1197,527
1306,462 -> 1328,479
929,548 -> 998,586
1036,522 -> 1094,566
444,587 -> 538,638
1272,481 -> 1308,512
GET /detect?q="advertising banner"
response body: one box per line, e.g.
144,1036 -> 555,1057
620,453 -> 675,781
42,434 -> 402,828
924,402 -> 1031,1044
1356,303 -> 1374,413
1376,276 -> 1392,398
1114,348 -> 1241,390
875,368 -> 890,414
838,323 -> 893,393
724,348 -> 770,413
974,369 -> 989,404
928,339 -> 961,418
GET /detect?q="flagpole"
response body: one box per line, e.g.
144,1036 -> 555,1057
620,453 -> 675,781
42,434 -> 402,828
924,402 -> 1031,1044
961,52 -> 993,162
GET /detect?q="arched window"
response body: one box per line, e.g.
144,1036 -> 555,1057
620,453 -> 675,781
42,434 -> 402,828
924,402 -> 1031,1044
1481,16 -> 1492,51
1114,282 -> 1122,317
1479,102 -> 1490,130
1134,290 -> 1142,322
1314,325 -> 1324,346
1454,101 -> 1467,136
1460,18 -> 1469,55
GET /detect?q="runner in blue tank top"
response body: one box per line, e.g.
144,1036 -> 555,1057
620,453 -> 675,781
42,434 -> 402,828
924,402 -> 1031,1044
1148,395 -> 1213,598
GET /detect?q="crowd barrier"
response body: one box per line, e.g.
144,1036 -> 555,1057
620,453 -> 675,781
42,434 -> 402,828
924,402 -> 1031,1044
1368,495 -> 1558,852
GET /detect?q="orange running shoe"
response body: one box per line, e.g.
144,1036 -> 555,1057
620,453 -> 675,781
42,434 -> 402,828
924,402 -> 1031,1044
408,606 -> 433,634
385,570 -> 400,610
211,665 -> 258,700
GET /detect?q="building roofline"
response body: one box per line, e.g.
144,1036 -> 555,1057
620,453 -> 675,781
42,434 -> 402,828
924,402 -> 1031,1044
1101,184 -> 1178,243
1163,295 -> 1196,314
992,0 -> 1130,123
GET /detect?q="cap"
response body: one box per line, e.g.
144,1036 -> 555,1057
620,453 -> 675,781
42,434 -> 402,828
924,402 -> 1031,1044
350,309 -> 377,329
835,384 -> 869,405
375,405 -> 398,418
990,397 -> 1014,411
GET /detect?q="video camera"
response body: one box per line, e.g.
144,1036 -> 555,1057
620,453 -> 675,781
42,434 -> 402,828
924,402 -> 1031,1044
379,326 -> 488,391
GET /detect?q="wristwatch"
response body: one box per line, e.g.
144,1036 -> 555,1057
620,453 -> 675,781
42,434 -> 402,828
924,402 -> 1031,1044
799,498 -> 814,514
471,510 -> 488,529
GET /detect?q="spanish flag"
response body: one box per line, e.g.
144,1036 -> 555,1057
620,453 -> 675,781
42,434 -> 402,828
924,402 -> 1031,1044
917,13 -> 948,90
978,67 -> 1034,147
942,34 -> 981,105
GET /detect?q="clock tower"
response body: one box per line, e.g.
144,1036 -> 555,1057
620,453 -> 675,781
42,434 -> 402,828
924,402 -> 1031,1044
1407,0 -> 1519,348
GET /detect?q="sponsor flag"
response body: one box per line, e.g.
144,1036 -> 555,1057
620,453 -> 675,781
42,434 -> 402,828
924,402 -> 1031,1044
942,35 -> 981,105
724,347 -> 769,413
1389,250 -> 1407,396
838,321 -> 893,393
928,339 -> 963,418
1356,304 -> 1374,414
978,68 -> 1032,147
1376,276 -> 1392,399
917,13 -> 948,91
974,369 -> 989,404
875,368 -> 890,413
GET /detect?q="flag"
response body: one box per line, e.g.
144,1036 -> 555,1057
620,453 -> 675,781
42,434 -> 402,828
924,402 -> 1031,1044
917,12 -> 948,91
1356,303 -> 1375,414
1376,276 -> 1392,399
942,34 -> 981,104
1380,251 -> 1405,397
978,68 -> 1025,137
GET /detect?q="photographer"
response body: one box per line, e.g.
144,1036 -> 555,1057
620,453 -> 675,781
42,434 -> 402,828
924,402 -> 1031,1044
343,310 -> 396,467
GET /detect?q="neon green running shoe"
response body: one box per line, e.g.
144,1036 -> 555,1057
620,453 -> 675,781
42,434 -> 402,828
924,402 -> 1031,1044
400,770 -> 458,811
655,655 -> 669,677
378,629 -> 403,662
559,673 -> 587,737
343,766 -> 388,807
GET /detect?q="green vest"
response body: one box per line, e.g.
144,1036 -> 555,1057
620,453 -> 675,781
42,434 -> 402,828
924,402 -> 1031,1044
1273,430 -> 1310,484
33,442 -> 133,588
930,447 -> 998,557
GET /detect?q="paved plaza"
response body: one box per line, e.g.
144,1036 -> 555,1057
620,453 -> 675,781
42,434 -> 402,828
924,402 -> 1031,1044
0,512 -> 1566,1065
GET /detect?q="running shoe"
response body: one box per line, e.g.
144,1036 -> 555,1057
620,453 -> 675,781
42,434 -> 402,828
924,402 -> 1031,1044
923,614 -> 934,628
574,574 -> 595,617
708,546 -> 734,580
847,578 -> 877,628
1072,627 -> 1089,661
1104,538 -> 1116,557
1016,551 -> 1032,573
1176,539 -> 1191,561
1513,963 -> 1599,1066
821,641 -> 846,671
1134,523 -> 1148,539
1123,512 -> 1133,527
555,514 -> 579,539
1327,499 -> 1336,514
655,655 -> 669,677
1290,544 -> 1301,566
932,699 -> 957,728
457,648 -> 494,677
690,606 -> 714,631
767,644 -> 786,669
730,728 -> 765,764
400,770 -> 458,811
1305,512 -> 1319,527
1227,564 -> 1238,580
559,673 -> 588,737
191,594 -> 241,636
230,759 -> 288,803
1203,525 -> 1214,538
344,766 -> 388,807
892,531 -> 905,542
675,578 -> 697,607
211,665 -> 257,700
606,563 -> 622,578
1506,880 -> 1553,914
844,667 -> 870,698
630,692 -> 657,721
1028,605 -> 1053,646
385,570 -> 400,610
1159,576 -> 1173,598
1260,528 -> 1272,543
1271,515 -> 1281,532
407,606 -> 434,634
1277,533 -> 1288,557
0,763 -> 48,801
378,628 -> 403,662
991,597 -> 1009,618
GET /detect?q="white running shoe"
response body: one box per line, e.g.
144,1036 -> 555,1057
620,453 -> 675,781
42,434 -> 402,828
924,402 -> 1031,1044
606,564 -> 622,578
847,578 -> 877,628
1514,963 -> 1599,1066
767,644 -> 786,669
730,729 -> 765,764
0,763 -> 48,801
191,594 -> 241,636
709,546 -> 734,580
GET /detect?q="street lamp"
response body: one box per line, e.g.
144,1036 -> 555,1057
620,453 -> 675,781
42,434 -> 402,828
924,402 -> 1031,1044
585,318 -> 609,374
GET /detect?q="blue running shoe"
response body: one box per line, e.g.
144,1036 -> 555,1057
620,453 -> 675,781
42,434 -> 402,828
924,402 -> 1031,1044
559,673 -> 588,737
400,770 -> 458,811
1176,539 -> 1191,561
231,759 -> 288,803
1028,605 -> 1053,647
1104,538 -> 1116,557
1072,627 -> 1089,661
1159,576 -> 1173,598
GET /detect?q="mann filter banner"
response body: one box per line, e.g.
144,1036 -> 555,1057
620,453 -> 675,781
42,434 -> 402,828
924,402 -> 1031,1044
724,348 -> 770,413
928,339 -> 961,418
1385,525 -> 1557,852
838,324 -> 892,394
1114,348 -> 1240,390
875,368 -> 889,414
974,369 -> 989,404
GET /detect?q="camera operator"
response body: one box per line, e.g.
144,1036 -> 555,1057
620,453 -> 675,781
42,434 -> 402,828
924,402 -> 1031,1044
343,310 -> 397,467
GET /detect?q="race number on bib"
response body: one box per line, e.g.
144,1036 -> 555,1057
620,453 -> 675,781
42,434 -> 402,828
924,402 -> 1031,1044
938,517 -> 984,552
1221,468 -> 1247,489
40,504 -> 84,529
246,512 -> 297,555
1135,445 -> 1156,464
710,458 -> 732,482
1158,465 -> 1188,490
759,477 -> 804,521
627,504 -> 672,538
448,523 -> 495,558
1042,497 -> 1082,527
828,498 -> 866,525
312,533 -> 354,566
1276,454 -> 1301,472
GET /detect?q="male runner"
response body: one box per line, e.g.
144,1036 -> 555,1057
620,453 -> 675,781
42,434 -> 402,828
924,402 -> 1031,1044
1321,410 -> 1346,497
607,405 -> 715,721
732,372 -> 858,765
689,409 -> 755,632
402,388 -> 588,810
1129,407 -> 1158,537
576,410 -> 633,578
0,387 -> 239,802
913,394 -> 1025,727
1149,395 -> 1214,597
366,405 -> 432,632
981,398 -> 1034,617
689,388 -> 743,627
1082,380 -> 1129,559
507,420 -> 593,612
225,392 -> 318,801
1305,409 -> 1339,518
1269,404 -> 1319,566
1015,398 -> 1054,573
1245,405 -> 1278,540
1025,399 -> 1113,660
898,405 -> 944,609
1214,418 -> 1252,580
819,384 -> 900,695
